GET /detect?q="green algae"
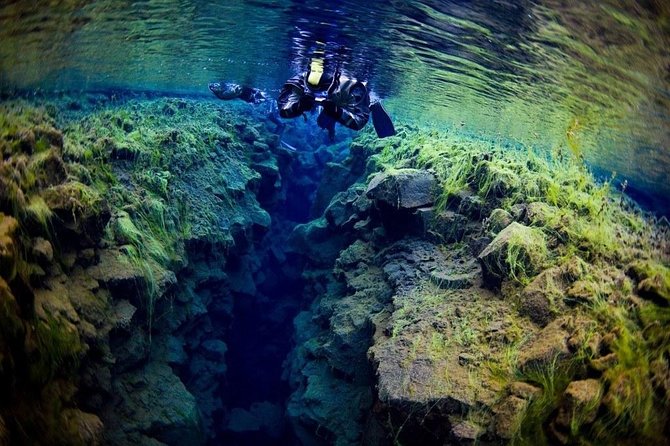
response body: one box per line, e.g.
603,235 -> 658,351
354,124 -> 670,443
0,95 -> 282,445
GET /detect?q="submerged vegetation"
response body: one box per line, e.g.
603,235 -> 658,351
361,125 -> 670,444
0,95 -> 278,445
0,90 -> 668,445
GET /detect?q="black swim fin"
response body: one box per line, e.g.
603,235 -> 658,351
370,101 -> 396,138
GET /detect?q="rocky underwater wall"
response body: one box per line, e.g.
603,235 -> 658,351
0,93 -> 669,446
283,130 -> 670,445
0,94 -> 345,445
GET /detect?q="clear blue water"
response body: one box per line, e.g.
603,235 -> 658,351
1,0 -> 669,212
1,2 -> 669,445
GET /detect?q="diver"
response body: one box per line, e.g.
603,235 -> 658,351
208,81 -> 285,133
208,82 -> 267,104
277,56 -> 395,141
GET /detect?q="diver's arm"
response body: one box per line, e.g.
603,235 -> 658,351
339,106 -> 370,130
277,76 -> 314,118
239,87 -> 266,104
325,79 -> 370,130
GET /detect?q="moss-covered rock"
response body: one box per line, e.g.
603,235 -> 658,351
628,260 -> 670,304
366,168 -> 437,209
478,221 -> 548,286
0,214 -> 19,279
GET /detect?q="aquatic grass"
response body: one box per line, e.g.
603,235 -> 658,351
358,126 -> 669,444
511,353 -> 581,446
506,226 -> 549,285
31,316 -> 83,385
25,195 -> 53,230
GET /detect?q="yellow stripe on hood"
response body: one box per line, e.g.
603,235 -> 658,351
307,59 -> 324,86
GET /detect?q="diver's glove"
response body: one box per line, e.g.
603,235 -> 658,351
298,91 -> 315,112
321,99 -> 342,119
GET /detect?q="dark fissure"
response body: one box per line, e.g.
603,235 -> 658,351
208,128 -> 352,445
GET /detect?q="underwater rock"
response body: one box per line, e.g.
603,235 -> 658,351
509,381 -> 542,399
42,182 -> 110,244
493,395 -> 527,439
428,253 -> 480,290
87,249 -> 145,296
334,239 -> 375,274
418,208 -> 468,244
449,416 -> 485,443
34,124 -> 64,149
628,260 -> 670,304
31,149 -> 68,188
111,362 -> 203,445
60,408 -> 104,446
519,267 -> 566,326
112,299 -> 137,330
474,160 -> 519,199
478,222 -> 547,286
0,214 -> 19,278
452,189 -> 486,220
288,218 -> 349,266
324,185 -> 367,228
366,168 -> 437,209
524,201 -> 557,226
555,379 -> 601,429
565,279 -> 600,304
518,318 -> 570,370
485,208 -> 513,234
312,162 -> 354,215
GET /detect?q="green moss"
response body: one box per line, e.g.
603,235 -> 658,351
25,195 -> 53,229
30,316 -> 82,385
512,355 -> 574,446
505,226 -> 549,284
629,260 -> 670,303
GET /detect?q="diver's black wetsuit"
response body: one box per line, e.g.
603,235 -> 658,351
277,73 -> 370,137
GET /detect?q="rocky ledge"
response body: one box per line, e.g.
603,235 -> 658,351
285,129 -> 670,446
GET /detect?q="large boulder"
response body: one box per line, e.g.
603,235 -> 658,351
554,379 -> 602,430
0,214 -> 19,279
518,318 -> 571,371
110,362 -> 203,445
366,169 -> 437,209
519,267 -> 566,326
478,222 -> 548,286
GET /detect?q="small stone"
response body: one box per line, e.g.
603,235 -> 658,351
510,381 -> 542,400
566,280 -> 599,304
555,379 -> 602,428
518,318 -> 570,371
590,352 -> 618,371
493,395 -> 527,439
420,209 -> 468,244
525,201 -> 558,226
519,267 -> 564,326
31,237 -> 54,265
62,251 -> 77,270
78,247 -> 96,267
451,418 -> 484,442
478,222 -> 547,286
458,353 -> 475,366
485,208 -> 513,234
366,168 -> 437,209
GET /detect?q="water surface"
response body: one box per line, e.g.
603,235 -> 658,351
1,0 -> 669,211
